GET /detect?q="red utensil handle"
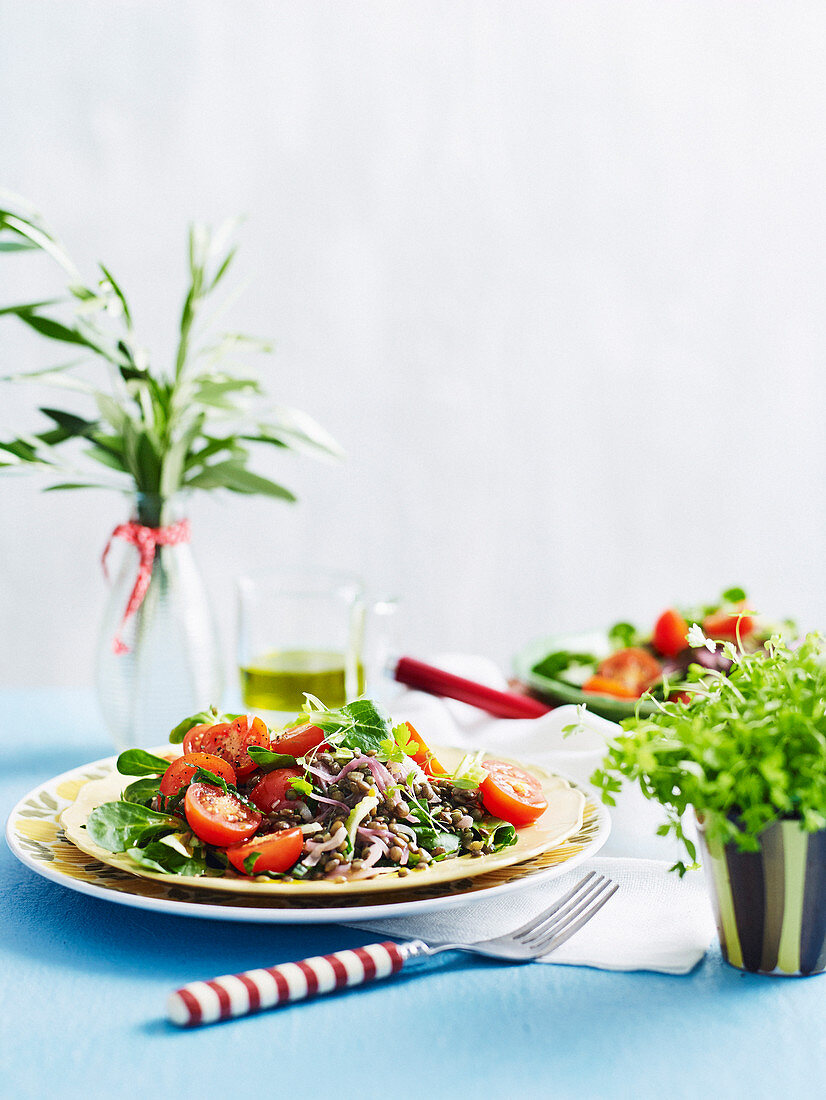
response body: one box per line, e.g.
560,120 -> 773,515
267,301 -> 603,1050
167,941 -> 407,1027
393,656 -> 551,719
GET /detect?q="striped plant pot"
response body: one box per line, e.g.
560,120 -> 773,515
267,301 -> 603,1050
699,818 -> 826,976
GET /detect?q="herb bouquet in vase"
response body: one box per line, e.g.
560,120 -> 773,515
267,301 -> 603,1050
0,199 -> 338,748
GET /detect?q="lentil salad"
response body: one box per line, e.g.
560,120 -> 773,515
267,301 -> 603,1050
82,697 -> 549,882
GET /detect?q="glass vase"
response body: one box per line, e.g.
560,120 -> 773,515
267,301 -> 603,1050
95,493 -> 224,749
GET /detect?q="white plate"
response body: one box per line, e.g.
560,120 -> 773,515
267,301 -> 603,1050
6,750 -> 611,924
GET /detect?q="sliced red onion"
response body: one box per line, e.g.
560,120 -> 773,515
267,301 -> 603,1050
356,827 -> 389,853
361,841 -> 385,869
301,845 -> 324,868
314,825 -> 347,853
301,825 -> 347,867
336,755 -> 396,795
363,756 -> 395,793
304,762 -> 336,790
310,793 -> 350,813
336,755 -> 377,786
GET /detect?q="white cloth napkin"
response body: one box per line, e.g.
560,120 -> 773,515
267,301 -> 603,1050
349,856 -> 715,975
349,656 -> 717,974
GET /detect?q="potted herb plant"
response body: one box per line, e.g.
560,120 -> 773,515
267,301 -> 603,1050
593,629 -> 826,975
0,196 -> 338,748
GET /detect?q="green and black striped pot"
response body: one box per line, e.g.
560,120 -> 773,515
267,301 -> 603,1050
699,817 -> 826,976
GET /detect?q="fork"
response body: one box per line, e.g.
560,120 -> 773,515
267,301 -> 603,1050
167,872 -> 618,1027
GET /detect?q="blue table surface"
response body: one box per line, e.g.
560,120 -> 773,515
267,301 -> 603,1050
3,689 -> 826,1100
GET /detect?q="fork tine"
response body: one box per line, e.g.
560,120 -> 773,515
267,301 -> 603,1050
500,872 -> 597,940
516,875 -> 609,945
531,881 -> 619,954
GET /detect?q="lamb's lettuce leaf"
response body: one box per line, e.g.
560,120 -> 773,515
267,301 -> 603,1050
86,801 -> 179,852
116,749 -> 171,776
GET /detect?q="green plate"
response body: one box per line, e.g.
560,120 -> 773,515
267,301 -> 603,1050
512,630 -> 659,721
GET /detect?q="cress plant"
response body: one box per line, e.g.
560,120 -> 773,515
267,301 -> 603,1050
591,630 -> 826,874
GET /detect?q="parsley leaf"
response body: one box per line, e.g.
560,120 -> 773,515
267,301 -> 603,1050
289,777 -> 313,798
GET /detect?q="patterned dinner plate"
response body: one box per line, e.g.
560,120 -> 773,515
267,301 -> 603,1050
6,748 -> 611,923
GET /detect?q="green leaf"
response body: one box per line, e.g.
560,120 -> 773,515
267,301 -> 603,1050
258,405 -> 343,459
532,650 -> 598,680
411,829 -> 460,860
241,433 -> 288,449
193,375 -> 261,405
184,435 -> 237,470
0,298 -> 64,316
247,746 -> 299,770
94,392 -> 128,431
242,849 -> 263,875
607,622 -> 639,649
210,246 -> 237,290
168,709 -> 217,744
85,801 -> 179,852
39,407 -> 98,436
337,698 -> 393,754
473,817 -> 517,851
185,460 -> 296,501
11,310 -> 100,348
98,263 -> 132,328
451,750 -> 487,788
85,443 -> 128,473
160,413 -> 204,498
121,777 -> 161,807
116,748 -> 171,776
43,481 -> 113,491
0,209 -> 80,277
0,438 -> 39,462
722,586 -> 747,604
125,838 -> 206,876
289,777 -> 313,797
0,240 -> 38,252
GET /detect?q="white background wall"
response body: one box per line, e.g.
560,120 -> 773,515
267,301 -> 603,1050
2,1 -> 826,688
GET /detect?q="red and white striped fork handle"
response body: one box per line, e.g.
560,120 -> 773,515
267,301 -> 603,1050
167,940 -> 427,1027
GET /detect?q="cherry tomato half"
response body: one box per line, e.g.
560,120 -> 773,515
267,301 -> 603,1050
182,722 -> 215,754
201,716 -> 269,780
226,827 -> 304,876
480,760 -> 548,827
184,782 -> 262,846
270,723 -> 327,759
703,606 -> 754,641
159,752 -> 237,802
594,647 -> 662,695
652,608 -> 689,658
248,767 -> 305,814
404,722 -> 447,777
582,675 -> 640,699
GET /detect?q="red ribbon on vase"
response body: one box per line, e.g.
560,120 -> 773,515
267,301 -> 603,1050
101,519 -> 191,654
